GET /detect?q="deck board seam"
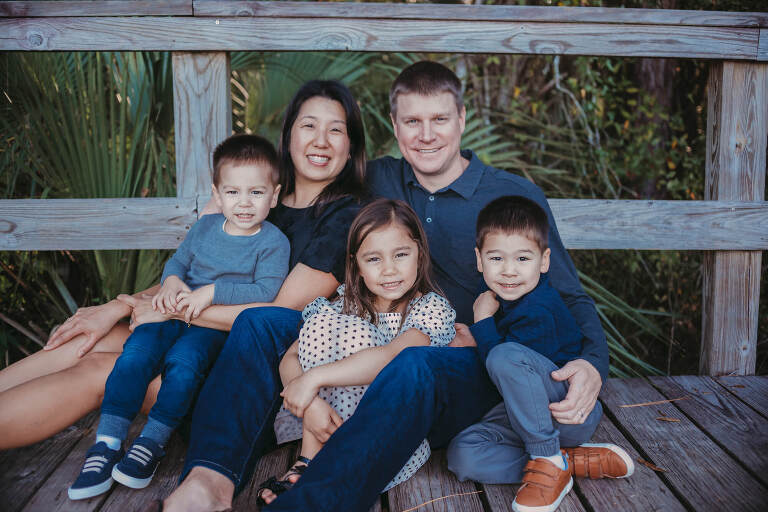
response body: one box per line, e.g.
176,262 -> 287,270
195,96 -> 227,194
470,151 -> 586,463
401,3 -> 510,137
711,377 -> 768,420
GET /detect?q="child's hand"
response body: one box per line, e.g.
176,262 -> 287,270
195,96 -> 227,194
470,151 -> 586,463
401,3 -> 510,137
176,284 -> 215,323
281,371 -> 321,418
152,275 -> 190,314
473,290 -> 499,322
448,323 -> 477,347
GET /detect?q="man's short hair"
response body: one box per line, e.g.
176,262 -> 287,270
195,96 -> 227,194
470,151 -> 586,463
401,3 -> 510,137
389,61 -> 463,118
212,134 -> 280,187
476,196 -> 549,252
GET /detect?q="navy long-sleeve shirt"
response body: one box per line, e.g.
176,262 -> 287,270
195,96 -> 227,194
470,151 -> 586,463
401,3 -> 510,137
161,214 -> 289,305
367,150 -> 609,381
470,273 -> 582,367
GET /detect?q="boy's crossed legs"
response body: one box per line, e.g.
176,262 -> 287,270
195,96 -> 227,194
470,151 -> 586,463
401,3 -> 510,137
447,342 -> 632,511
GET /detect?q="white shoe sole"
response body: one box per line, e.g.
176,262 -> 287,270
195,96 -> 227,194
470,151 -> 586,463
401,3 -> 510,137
112,465 -> 155,489
578,442 -> 635,477
512,476 -> 573,512
68,477 -> 114,500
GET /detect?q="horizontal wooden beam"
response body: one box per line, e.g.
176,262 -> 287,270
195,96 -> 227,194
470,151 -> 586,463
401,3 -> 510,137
1,198 -> 766,251
759,29 -> 768,61
0,0 -> 192,17
193,1 -> 768,28
0,17 -> 758,60
0,198 -> 198,250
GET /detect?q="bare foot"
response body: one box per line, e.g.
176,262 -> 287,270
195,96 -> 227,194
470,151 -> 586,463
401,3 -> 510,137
164,467 -> 234,512
258,457 -> 310,505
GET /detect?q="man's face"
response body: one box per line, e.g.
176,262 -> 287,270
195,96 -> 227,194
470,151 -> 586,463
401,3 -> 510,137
391,92 -> 466,186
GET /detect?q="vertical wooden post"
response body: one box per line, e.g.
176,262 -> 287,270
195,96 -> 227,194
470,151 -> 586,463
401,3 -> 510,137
172,52 -> 231,202
701,61 -> 767,376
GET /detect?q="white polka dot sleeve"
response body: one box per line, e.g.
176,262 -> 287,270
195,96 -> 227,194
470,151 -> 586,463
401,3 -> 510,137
301,285 -> 345,322
401,292 -> 456,346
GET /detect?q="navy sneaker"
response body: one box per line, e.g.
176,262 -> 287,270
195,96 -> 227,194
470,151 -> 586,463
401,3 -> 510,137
68,441 -> 123,500
112,437 -> 165,489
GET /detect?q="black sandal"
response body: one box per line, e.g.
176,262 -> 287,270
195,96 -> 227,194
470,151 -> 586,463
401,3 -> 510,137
256,456 -> 311,506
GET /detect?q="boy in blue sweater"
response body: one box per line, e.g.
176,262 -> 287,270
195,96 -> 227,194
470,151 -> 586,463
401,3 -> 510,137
447,196 -> 633,512
68,134 -> 290,500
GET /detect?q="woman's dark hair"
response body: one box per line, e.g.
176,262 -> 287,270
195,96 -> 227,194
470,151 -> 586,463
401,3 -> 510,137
278,80 -> 367,211
343,199 -> 442,324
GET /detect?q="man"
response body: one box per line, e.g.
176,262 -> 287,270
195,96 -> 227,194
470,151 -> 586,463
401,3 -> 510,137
266,61 -> 610,511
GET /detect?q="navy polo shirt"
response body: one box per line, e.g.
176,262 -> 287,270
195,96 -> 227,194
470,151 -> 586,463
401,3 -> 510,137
470,273 -> 583,368
367,150 -> 609,380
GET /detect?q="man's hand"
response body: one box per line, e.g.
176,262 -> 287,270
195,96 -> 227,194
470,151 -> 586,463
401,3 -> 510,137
44,300 -> 129,357
152,275 -> 190,314
176,284 -> 215,323
549,359 -> 602,424
448,323 -> 477,348
473,290 -> 499,323
281,371 -> 321,418
118,293 -> 170,331
302,397 -> 343,443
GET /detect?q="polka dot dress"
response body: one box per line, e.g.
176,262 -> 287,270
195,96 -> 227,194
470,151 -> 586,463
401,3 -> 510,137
273,285 -> 455,491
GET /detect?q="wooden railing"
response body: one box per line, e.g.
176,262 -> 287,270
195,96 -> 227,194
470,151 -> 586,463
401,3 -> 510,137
0,1 -> 765,376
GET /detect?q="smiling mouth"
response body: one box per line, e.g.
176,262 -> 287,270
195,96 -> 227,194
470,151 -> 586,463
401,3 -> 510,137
380,281 -> 403,290
235,213 -> 254,221
416,148 -> 440,154
307,155 -> 330,164
499,283 -> 521,289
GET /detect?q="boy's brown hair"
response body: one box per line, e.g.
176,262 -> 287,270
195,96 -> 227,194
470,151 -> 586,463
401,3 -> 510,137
475,196 -> 549,252
212,134 -> 280,187
389,61 -> 464,118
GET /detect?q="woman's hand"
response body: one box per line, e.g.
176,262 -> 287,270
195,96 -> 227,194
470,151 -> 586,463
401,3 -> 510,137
448,323 -> 477,348
176,284 -> 215,323
118,293 -> 171,331
302,397 -> 343,443
549,359 -> 602,424
281,371 -> 321,418
44,300 -> 131,357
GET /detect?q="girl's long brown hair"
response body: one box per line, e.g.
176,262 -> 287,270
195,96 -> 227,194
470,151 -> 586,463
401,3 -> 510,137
342,199 -> 443,324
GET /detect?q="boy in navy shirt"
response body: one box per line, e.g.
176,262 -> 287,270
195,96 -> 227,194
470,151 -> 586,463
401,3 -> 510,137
68,135 -> 289,500
448,196 -> 633,512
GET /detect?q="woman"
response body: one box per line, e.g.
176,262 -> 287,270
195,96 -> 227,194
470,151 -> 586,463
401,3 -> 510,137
0,80 -> 368,454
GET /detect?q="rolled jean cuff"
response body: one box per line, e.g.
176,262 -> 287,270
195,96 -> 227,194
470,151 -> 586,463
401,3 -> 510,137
179,459 -> 239,489
526,438 -> 561,458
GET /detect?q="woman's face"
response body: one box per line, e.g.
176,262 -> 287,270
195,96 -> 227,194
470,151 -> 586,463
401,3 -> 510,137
289,96 -> 351,189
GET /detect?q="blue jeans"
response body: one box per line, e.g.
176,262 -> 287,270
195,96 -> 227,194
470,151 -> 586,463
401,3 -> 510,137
446,342 -> 602,484
181,307 -> 302,490
101,320 -> 227,429
266,346 -> 501,512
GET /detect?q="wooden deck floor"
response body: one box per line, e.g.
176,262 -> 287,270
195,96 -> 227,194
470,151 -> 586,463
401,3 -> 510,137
2,376 -> 767,511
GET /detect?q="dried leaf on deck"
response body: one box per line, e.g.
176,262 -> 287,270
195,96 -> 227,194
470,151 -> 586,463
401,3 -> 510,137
730,384 -> 746,389
619,397 -> 689,408
638,458 -> 667,472
656,416 -> 681,422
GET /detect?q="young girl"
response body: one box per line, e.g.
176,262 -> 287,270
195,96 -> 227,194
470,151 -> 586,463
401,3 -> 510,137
258,199 -> 455,504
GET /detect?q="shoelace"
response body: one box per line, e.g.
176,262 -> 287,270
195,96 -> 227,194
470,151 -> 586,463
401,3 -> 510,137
126,444 -> 154,466
82,455 -> 109,474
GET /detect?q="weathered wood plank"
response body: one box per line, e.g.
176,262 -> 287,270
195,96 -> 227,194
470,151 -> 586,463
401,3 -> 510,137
759,29 -> 768,61
2,198 -> 767,251
172,52 -> 231,199
601,378 -> 768,511
0,17 -> 758,60
701,61 -> 768,376
483,483 -> 585,512
0,413 -> 97,512
574,411 -> 686,512
388,449 -> 484,512
193,1 -> 768,28
716,375 -> 768,419
0,1 -> 192,17
0,198 -> 197,250
650,376 -> 768,487
232,442 -> 295,511
549,199 -> 768,250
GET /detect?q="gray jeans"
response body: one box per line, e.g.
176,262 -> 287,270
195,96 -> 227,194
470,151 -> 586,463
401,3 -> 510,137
447,342 -> 602,484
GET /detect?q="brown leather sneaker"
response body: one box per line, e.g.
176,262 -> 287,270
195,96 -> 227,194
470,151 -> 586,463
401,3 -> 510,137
563,443 -> 635,479
512,458 -> 573,512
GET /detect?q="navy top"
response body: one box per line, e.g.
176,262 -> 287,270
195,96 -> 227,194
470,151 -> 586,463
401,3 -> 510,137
267,196 -> 363,284
470,273 -> 583,367
367,150 -> 609,380
161,214 -> 289,305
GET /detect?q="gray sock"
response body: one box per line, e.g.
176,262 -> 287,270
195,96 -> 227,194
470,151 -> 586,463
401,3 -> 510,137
96,413 -> 131,442
140,418 -> 174,447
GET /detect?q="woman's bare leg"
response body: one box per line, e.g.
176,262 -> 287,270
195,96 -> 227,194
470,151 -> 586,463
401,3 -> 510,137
0,324 -> 131,393
163,466 -> 235,512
